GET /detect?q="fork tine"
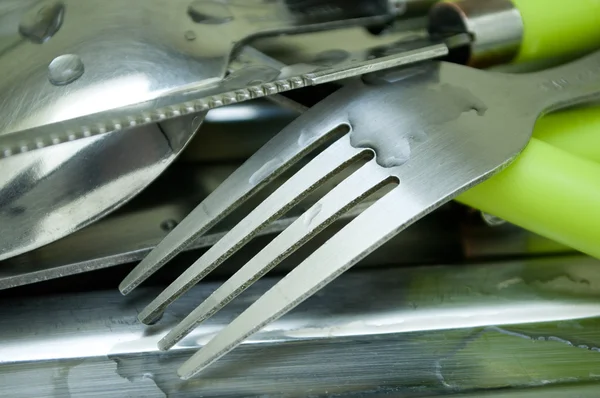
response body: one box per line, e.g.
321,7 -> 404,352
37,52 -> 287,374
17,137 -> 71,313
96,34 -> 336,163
175,176 -> 462,379
137,135 -> 367,324
158,159 -> 392,350
118,102 -> 349,295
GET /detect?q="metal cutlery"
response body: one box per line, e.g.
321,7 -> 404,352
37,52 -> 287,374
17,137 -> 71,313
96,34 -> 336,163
0,28 -> 460,159
110,0 -> 600,379
0,5 -> 469,259
0,0 -> 406,158
0,4 -> 457,259
0,114 -> 205,261
183,49 -> 600,380
120,0 -> 600,297
4,99 -> 584,291
132,46 -> 600,378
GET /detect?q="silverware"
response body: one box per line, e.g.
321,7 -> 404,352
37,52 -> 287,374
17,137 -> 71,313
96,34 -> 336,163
115,32 -> 471,294
0,25 -> 466,260
0,0 -> 404,158
0,3 -> 467,261
116,0 -> 561,297
131,47 -> 600,378
0,114 -> 203,261
0,101 -> 571,291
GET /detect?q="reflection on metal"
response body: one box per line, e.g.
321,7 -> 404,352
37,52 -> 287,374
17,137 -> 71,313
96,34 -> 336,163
0,256 -> 599,396
0,114 -> 203,261
0,153 -> 572,291
428,0 -> 524,67
0,0 -> 437,157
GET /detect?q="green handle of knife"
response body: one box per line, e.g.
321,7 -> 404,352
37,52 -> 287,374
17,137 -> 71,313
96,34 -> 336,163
457,106 -> 600,259
511,0 -> 600,63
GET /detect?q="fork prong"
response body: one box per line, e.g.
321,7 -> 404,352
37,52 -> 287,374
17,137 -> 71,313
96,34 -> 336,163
158,159 -> 391,350
137,135 -> 367,324
118,103 -> 349,295
175,174 -> 464,379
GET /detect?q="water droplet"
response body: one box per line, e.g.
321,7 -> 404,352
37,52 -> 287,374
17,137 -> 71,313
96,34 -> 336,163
188,0 -> 233,24
48,54 -> 84,86
19,1 -> 64,43
160,219 -> 178,232
481,212 -> 506,227
249,158 -> 281,186
298,129 -> 317,147
303,203 -> 322,226
223,66 -> 281,89
375,138 -> 411,167
470,104 -> 487,116
184,30 -> 197,41
548,336 -> 573,346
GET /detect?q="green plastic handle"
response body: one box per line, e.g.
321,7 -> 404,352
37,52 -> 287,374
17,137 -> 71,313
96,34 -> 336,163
533,105 -> 600,163
511,0 -> 600,63
456,107 -> 600,259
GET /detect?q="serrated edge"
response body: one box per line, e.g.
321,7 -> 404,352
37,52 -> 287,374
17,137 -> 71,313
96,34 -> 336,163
0,33 -> 459,159
0,75 -> 313,159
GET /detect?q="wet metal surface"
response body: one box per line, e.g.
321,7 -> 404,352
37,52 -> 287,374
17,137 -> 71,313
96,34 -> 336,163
1,255 -> 599,396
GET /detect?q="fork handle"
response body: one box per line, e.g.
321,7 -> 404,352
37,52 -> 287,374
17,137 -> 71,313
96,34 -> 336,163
458,106 -> 600,259
533,106 -> 600,164
511,0 -> 600,64
457,137 -> 600,260
527,49 -> 600,114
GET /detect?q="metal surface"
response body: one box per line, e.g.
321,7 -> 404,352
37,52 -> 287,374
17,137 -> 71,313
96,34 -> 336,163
0,113 -> 203,261
115,37 -> 462,291
0,30 -> 463,159
0,0 -> 415,158
0,163 -> 572,291
2,255 -> 600,396
0,138 -> 572,291
0,198 -> 457,290
1,14 -> 444,260
428,0 -> 524,68
124,50 -> 600,378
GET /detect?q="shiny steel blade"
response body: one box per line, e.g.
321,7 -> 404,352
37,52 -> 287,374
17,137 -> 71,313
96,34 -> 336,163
137,135 -> 367,324
119,99 -> 350,295
0,27 -> 457,159
158,160 -> 392,349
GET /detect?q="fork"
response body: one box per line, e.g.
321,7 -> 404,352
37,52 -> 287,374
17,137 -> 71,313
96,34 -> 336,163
125,48 -> 600,378
119,0 -> 600,298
